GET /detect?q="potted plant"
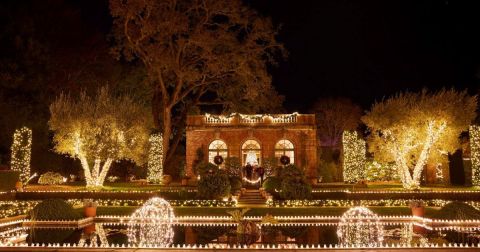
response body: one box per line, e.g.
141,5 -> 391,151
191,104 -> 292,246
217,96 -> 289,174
409,199 -> 425,217
83,199 -> 97,217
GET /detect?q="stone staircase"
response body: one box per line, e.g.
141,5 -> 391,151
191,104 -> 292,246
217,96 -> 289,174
237,189 -> 265,206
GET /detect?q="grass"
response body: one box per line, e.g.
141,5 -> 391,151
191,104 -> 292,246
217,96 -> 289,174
92,205 -> 441,218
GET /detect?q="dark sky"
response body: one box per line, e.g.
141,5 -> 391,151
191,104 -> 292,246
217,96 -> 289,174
8,0 -> 480,112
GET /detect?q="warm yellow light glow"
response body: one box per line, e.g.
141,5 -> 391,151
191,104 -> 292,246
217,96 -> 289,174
337,206 -> 384,247
469,125 -> 480,186
10,127 -> 32,184
147,134 -> 163,183
342,131 -> 366,183
204,112 -> 299,124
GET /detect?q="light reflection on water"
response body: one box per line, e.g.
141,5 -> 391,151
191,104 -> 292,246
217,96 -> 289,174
0,222 -> 477,247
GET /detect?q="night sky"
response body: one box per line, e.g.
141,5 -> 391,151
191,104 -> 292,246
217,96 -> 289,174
6,0 -> 480,112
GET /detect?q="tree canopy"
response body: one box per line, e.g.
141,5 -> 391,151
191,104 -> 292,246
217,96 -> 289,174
49,87 -> 153,187
362,89 -> 477,189
109,0 -> 286,166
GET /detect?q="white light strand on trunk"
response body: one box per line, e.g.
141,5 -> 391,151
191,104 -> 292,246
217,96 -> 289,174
10,127 -> 32,184
147,133 -> 163,183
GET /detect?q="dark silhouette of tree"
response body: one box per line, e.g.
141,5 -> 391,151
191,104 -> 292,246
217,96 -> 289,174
310,97 -> 362,148
109,0 -> 286,165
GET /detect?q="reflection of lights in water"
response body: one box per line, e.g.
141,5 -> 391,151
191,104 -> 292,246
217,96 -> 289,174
127,197 -> 175,247
336,206 -> 384,247
78,224 -> 108,247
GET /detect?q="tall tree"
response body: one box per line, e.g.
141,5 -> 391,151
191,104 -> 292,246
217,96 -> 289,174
109,0 -> 285,165
310,97 -> 362,148
49,87 -> 152,187
362,89 -> 477,189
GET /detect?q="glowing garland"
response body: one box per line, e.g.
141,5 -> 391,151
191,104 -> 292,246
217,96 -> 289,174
336,207 -> 384,247
204,113 -> 299,124
147,134 -> 163,184
10,127 -> 32,184
469,125 -> 480,186
342,131 -> 366,183
127,197 -> 175,247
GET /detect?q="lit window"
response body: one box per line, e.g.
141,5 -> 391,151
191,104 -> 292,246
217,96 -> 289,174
208,140 -> 228,166
275,139 -> 294,164
242,140 -> 261,166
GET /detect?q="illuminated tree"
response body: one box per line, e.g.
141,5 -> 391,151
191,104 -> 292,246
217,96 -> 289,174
109,0 -> 285,166
49,87 -> 152,187
469,125 -> 480,186
311,98 -> 362,148
147,133 -> 163,183
10,127 -> 32,184
362,89 -> 476,189
342,131 -> 366,183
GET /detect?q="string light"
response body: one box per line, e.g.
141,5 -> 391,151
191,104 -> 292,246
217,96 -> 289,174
469,125 -> 480,186
336,206 -> 384,247
204,113 -> 299,124
342,131 -> 366,183
147,134 -> 163,184
10,127 -> 32,184
127,197 -> 175,247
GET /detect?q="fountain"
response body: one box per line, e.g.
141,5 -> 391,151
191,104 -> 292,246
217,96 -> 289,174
127,197 -> 175,247
336,206 -> 384,247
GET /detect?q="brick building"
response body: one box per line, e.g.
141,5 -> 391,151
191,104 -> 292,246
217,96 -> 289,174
185,113 -> 317,179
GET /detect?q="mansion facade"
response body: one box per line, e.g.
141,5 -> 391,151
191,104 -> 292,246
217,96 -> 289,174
185,113 -> 317,178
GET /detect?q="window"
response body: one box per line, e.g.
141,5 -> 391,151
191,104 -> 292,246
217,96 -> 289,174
242,139 -> 261,166
208,140 -> 228,166
275,139 -> 294,164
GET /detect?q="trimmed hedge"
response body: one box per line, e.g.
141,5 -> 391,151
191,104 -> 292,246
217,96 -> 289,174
0,170 -> 20,191
433,201 -> 480,220
30,198 -> 81,220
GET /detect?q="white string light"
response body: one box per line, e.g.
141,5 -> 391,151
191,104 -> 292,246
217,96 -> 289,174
147,134 -> 163,183
469,125 -> 480,186
342,131 -> 366,183
336,206 -> 384,247
127,197 -> 175,247
10,127 -> 32,184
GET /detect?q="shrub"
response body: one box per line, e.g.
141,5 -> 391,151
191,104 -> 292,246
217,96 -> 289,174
229,176 -> 243,192
262,157 -> 278,177
38,172 -> 65,185
278,164 -> 304,179
30,199 -> 81,220
196,162 -> 219,177
262,177 -> 281,194
433,201 -> 480,220
280,177 -> 311,200
197,171 -> 231,199
0,170 -> 20,190
225,157 -> 242,177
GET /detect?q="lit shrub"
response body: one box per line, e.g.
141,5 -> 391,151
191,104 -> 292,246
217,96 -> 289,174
197,170 -> 231,199
196,162 -> 219,177
225,157 -> 242,177
38,172 -> 65,185
30,198 -> 81,220
262,177 -> 281,194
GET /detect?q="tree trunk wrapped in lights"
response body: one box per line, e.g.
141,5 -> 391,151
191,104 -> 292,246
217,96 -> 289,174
342,131 -> 366,183
49,87 -> 152,188
469,125 -> 480,186
362,89 -> 476,190
147,133 -> 163,184
10,127 -> 32,184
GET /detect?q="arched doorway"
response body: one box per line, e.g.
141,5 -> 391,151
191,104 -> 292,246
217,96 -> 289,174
242,139 -> 261,166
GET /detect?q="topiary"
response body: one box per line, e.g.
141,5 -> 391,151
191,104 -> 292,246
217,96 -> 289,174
30,199 -> 81,220
197,170 -> 231,199
280,177 -> 311,200
229,176 -> 243,192
262,177 -> 281,194
38,172 -> 65,185
433,201 -> 480,220
278,164 -> 304,179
